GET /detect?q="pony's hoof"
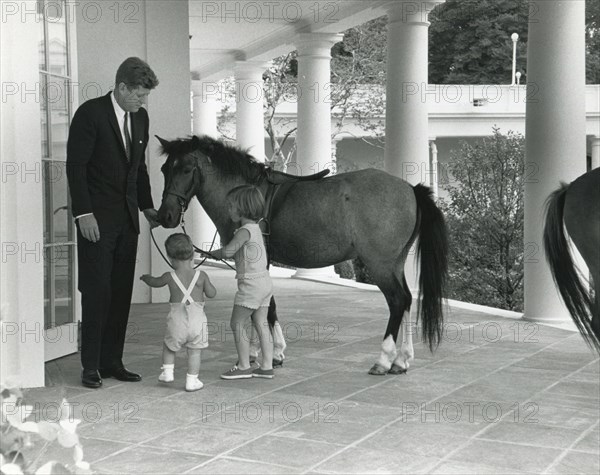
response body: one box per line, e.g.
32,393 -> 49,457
388,364 -> 408,375
368,364 -> 389,376
273,358 -> 284,368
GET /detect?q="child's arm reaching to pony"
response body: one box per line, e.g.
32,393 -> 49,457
210,228 -> 250,261
140,272 -> 170,288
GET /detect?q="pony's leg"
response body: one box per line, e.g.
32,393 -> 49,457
390,312 -> 414,373
390,277 -> 414,374
369,281 -> 405,376
268,297 -> 286,367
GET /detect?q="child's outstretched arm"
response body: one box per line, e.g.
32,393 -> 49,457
211,228 -> 250,260
201,271 -> 217,299
140,272 -> 170,288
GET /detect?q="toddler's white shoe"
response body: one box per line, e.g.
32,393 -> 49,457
158,365 -> 174,383
185,374 -> 204,392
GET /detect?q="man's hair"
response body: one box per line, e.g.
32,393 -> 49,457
227,185 -> 265,221
115,57 -> 159,90
165,233 -> 194,261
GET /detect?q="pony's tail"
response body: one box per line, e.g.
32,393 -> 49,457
413,184 -> 449,351
543,185 -> 599,353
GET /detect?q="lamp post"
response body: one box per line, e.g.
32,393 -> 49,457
511,32 -> 519,85
515,71 -> 522,85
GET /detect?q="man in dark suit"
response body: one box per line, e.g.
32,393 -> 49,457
67,57 -> 160,388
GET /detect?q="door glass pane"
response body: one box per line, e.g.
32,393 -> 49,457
44,246 -> 52,329
38,1 -> 46,70
40,74 -> 49,158
48,76 -> 69,160
46,0 -> 68,76
43,161 -> 51,244
54,245 -> 74,327
50,161 -> 70,243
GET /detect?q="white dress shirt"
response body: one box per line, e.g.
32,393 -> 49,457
75,91 -> 132,221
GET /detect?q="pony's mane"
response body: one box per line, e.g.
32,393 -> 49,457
160,135 -> 268,182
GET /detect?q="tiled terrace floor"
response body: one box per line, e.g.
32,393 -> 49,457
26,267 -> 599,474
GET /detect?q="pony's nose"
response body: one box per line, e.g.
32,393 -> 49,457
158,209 -> 175,228
165,210 -> 175,226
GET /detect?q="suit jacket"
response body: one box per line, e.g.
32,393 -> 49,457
66,92 -> 153,234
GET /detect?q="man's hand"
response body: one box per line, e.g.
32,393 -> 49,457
143,208 -> 160,228
78,214 -> 100,242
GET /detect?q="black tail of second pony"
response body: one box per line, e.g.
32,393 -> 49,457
413,184 -> 449,351
543,184 -> 599,353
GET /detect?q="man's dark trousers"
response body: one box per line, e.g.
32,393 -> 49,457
77,206 -> 138,371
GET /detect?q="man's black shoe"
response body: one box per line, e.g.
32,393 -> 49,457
99,366 -> 142,382
82,369 -> 102,388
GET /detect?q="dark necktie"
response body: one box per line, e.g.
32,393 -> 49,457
123,112 -> 132,161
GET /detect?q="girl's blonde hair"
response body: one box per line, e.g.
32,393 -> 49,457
165,233 -> 194,260
227,185 -> 265,221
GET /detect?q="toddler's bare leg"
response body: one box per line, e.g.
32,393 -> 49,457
251,307 -> 273,371
163,343 -> 176,365
187,348 -> 201,375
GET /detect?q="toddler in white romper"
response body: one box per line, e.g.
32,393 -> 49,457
140,233 -> 216,391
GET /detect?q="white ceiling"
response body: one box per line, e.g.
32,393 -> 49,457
189,0 -> 390,80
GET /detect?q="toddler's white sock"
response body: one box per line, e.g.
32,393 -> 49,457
158,364 -> 174,383
185,373 -> 203,392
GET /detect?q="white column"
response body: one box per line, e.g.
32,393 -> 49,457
384,1 -> 444,290
293,33 -> 343,280
591,136 -> 600,170
234,61 -> 268,162
429,139 -> 439,199
145,0 -> 192,303
524,0 -> 587,324
191,80 -> 219,253
0,3 -> 45,387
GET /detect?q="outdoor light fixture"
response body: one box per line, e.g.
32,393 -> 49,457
511,32 -> 519,86
515,71 -> 522,85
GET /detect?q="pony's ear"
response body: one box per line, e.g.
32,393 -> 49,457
155,135 -> 170,151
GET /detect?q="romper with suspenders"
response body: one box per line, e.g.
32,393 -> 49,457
164,271 -> 209,352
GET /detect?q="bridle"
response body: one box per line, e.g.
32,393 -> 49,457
151,161 -> 234,271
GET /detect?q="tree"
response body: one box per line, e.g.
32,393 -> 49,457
429,0 -> 600,85
439,128 -> 525,311
586,0 -> 600,83
429,0 -> 529,84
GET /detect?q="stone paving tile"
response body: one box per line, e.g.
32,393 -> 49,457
272,400 -> 394,446
228,434 -> 343,470
92,446 -> 211,474
187,456 -> 301,474
78,416 -> 183,444
78,437 -> 131,463
347,377 -> 461,409
519,401 -> 598,431
357,417 -> 486,459
446,439 -> 558,473
143,422 -> 258,456
312,445 -> 441,474
546,451 -> 600,474
429,460 -> 530,474
476,420 -> 588,450
572,429 -> 600,454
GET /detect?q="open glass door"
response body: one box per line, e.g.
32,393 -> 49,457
39,0 -> 79,361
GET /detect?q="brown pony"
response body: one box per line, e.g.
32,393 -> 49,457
155,135 -> 449,374
543,167 -> 600,353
